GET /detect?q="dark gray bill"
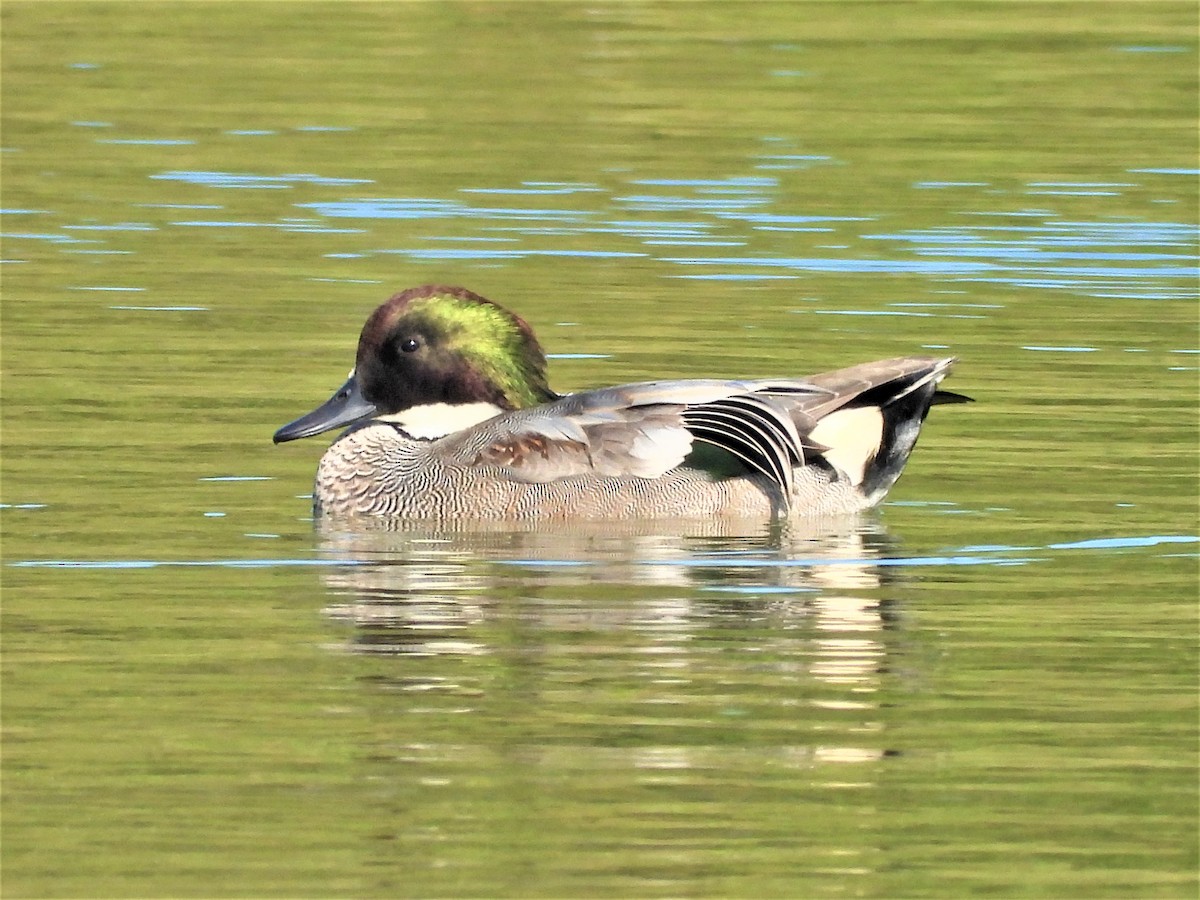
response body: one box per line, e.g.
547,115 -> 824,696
273,373 -> 377,444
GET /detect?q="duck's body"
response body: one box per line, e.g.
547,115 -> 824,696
275,286 -> 969,521
314,423 -> 861,520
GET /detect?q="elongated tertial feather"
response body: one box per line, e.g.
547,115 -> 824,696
683,393 -> 806,503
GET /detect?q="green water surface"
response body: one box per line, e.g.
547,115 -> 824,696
2,2 -> 1197,897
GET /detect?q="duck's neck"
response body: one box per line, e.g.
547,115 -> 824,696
377,402 -> 504,440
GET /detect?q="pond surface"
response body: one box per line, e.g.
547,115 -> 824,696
2,2 -> 1197,897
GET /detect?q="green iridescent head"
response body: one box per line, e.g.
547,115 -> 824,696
354,285 -> 555,413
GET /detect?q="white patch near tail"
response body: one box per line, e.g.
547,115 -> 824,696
379,402 -> 503,440
809,406 -> 884,486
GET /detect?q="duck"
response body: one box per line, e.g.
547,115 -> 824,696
273,285 -> 970,520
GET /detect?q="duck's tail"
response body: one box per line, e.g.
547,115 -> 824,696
801,357 -> 971,507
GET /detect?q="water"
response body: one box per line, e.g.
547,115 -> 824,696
2,3 -> 1197,897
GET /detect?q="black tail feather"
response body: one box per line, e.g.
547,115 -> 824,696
932,389 -> 974,405
860,376 -> 967,504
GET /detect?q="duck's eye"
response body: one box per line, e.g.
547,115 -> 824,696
399,337 -> 420,353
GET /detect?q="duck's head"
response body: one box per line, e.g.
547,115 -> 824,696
273,285 -> 554,443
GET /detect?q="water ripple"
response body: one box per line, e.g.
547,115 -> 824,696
9,535 -> 1192,571
152,170 -> 374,188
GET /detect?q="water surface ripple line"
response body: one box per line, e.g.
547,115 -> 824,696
6,559 -> 360,570
7,534 -> 1194,570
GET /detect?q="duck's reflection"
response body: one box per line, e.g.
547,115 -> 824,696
318,515 -> 906,806
318,515 -> 896,673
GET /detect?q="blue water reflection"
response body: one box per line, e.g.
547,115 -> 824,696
10,531 -> 1194,571
12,156 -> 1191,314
280,173 -> 1198,302
152,170 -> 374,188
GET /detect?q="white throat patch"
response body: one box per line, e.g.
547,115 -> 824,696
378,402 -> 504,440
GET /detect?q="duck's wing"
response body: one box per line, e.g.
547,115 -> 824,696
652,361 -> 964,500
435,359 -> 967,506
434,378 -> 831,488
